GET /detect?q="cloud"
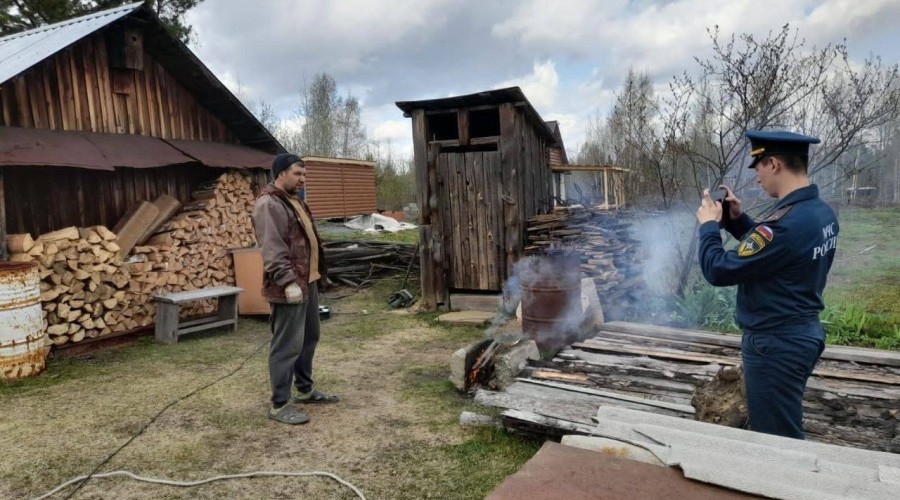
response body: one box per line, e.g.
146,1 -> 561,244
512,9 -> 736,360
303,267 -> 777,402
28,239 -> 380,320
185,0 -> 900,157
372,120 -> 410,142
495,60 -> 560,110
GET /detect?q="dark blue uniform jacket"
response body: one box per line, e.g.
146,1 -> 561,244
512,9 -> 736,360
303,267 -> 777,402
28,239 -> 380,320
698,185 -> 839,334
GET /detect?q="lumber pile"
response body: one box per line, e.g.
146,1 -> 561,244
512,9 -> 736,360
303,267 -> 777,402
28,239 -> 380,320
525,207 -> 644,320
476,321 -> 900,453
322,240 -> 418,288
6,170 -> 258,346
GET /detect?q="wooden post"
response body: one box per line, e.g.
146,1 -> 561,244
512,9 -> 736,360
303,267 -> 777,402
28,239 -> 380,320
217,294 -> 238,332
499,103 -> 520,278
427,143 -> 448,310
0,170 -> 7,261
457,108 -> 470,147
603,169 -> 609,209
154,302 -> 180,344
411,110 -> 436,310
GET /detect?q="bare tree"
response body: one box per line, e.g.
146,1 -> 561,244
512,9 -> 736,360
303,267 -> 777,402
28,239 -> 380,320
654,25 -> 900,214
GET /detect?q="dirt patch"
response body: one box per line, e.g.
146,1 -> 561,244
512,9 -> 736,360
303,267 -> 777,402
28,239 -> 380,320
0,282 -> 533,499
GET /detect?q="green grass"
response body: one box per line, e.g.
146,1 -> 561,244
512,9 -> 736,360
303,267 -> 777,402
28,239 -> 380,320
822,206 -> 900,347
387,362 -> 542,498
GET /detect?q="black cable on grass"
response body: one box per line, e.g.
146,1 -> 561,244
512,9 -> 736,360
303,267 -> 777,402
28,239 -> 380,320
61,338 -> 269,499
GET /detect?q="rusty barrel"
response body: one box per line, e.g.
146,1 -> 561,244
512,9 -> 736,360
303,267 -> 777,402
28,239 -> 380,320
0,262 -> 49,380
520,253 -> 582,351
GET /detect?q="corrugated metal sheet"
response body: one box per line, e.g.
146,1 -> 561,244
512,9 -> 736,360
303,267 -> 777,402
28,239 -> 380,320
303,157 -> 377,219
0,2 -> 142,85
590,407 -> 900,500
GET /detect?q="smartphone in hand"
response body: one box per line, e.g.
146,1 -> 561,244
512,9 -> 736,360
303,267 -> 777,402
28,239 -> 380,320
711,189 -> 731,226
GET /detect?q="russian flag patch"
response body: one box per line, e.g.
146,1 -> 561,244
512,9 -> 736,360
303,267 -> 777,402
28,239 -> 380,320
756,225 -> 773,241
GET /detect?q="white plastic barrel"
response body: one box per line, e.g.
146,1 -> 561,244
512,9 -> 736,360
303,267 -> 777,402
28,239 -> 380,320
0,262 -> 49,380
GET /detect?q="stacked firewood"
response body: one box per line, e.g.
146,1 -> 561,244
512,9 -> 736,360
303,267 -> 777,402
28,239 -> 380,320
525,207 -> 644,319
6,170 -> 258,346
8,226 -> 132,345
139,170 -> 257,318
322,240 -> 419,288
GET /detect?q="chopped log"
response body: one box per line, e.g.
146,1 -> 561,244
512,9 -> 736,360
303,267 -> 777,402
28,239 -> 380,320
7,233 -> 34,253
38,226 -> 80,242
91,225 -> 117,241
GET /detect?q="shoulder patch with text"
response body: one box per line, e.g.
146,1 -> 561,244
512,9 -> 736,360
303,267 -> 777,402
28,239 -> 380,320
765,205 -> 793,222
738,226 -> 774,257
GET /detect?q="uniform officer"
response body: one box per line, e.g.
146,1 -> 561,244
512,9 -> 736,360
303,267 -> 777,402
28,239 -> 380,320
695,130 -> 839,439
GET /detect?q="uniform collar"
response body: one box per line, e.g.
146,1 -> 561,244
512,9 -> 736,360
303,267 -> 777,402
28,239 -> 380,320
775,184 -> 818,210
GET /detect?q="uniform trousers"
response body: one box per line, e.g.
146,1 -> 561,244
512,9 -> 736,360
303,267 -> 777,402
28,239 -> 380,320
741,323 -> 825,439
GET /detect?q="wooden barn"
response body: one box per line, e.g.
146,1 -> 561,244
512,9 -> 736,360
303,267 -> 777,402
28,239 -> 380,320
0,3 -> 289,347
0,2 -> 280,244
396,87 -> 563,311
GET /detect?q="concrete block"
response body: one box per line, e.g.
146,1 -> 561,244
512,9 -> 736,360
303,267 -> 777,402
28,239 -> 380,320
450,339 -> 490,391
579,277 -> 604,328
561,435 -> 665,466
492,340 -> 539,390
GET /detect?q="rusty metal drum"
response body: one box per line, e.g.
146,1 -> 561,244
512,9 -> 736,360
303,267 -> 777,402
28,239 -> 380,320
0,262 -> 49,380
520,253 -> 582,351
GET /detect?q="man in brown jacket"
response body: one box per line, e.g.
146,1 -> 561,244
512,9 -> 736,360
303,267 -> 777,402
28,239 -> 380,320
252,153 -> 337,425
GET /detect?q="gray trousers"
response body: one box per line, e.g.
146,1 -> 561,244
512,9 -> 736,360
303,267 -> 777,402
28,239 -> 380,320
268,282 -> 320,407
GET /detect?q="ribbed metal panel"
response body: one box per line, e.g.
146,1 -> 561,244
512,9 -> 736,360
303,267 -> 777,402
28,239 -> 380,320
342,164 -> 377,217
0,2 -> 142,85
303,158 -> 376,219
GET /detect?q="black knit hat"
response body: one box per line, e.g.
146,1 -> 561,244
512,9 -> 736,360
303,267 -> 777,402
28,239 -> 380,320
272,153 -> 303,178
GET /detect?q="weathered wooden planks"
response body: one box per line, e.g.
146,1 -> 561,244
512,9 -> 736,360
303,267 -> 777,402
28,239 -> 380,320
0,33 -> 232,142
480,321 -> 900,452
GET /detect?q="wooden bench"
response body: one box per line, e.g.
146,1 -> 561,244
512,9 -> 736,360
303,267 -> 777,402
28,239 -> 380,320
153,286 -> 244,344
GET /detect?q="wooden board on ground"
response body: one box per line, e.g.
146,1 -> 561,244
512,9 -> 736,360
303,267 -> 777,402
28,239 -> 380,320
600,321 -> 900,367
450,293 -> 501,312
437,310 -> 495,326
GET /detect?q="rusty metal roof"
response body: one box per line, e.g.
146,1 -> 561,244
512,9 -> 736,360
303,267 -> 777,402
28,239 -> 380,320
0,3 -> 142,84
0,126 -> 275,170
395,87 -> 561,147
0,3 -> 282,154
487,441 -> 754,500
0,126 -> 195,170
165,138 -> 273,169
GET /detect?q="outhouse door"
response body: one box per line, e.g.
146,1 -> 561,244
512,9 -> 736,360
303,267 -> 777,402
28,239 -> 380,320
434,149 -> 504,292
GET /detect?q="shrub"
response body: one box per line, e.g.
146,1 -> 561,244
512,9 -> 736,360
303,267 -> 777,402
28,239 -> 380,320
675,279 -> 739,333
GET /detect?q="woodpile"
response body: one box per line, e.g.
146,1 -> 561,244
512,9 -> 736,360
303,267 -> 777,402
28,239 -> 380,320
8,225 -> 132,345
322,240 -> 418,288
476,321 -> 900,453
6,170 -> 258,346
525,207 -> 644,320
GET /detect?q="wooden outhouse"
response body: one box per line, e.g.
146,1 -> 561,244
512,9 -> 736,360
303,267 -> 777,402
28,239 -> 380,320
396,87 -> 563,310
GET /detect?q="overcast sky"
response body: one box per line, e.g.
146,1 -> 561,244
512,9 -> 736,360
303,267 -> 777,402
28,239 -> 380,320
185,0 -> 900,159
